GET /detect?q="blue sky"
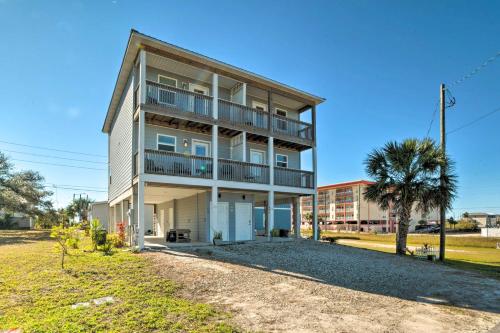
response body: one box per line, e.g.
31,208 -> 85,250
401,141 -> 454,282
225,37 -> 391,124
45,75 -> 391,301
0,0 -> 499,217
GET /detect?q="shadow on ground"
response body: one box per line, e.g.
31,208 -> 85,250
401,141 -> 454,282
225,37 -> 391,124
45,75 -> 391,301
151,240 -> 500,315
0,230 -> 51,246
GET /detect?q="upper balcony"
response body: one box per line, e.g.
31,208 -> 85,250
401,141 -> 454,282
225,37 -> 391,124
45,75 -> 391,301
134,149 -> 314,189
133,52 -> 316,148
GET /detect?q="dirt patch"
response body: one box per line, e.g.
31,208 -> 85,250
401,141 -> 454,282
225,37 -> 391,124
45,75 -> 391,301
146,240 -> 500,333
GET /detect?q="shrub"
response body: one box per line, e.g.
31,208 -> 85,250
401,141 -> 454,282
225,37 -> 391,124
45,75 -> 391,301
271,228 -> 280,237
101,239 -> 114,256
116,222 -> 126,245
96,230 -> 107,246
108,233 -> 124,248
0,213 -> 14,229
90,219 -> 102,251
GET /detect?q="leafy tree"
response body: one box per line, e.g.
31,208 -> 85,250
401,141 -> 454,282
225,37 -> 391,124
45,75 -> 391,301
364,139 -> 457,255
463,212 -> 470,219
417,219 -> 427,226
447,216 -> 458,229
0,152 -> 52,216
50,225 -> 80,269
66,196 -> 94,223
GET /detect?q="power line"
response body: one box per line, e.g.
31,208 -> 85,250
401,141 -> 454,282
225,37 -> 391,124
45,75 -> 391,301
45,185 -> 107,193
10,158 -> 107,171
448,106 -> 500,135
45,183 -> 107,190
1,149 -> 108,165
448,51 -> 500,88
0,139 -> 107,158
425,100 -> 439,137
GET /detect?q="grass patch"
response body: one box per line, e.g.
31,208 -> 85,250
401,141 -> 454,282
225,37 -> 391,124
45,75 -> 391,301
323,235 -> 500,279
308,230 -> 499,248
0,230 -> 236,332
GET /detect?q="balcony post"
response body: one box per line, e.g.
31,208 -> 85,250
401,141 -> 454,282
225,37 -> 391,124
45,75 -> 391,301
137,181 -> 145,249
267,190 -> 274,240
267,91 -> 273,133
312,193 -> 319,241
212,73 -> 218,180
268,137 -> 274,186
293,197 -> 301,238
139,50 -> 147,105
242,131 -> 247,162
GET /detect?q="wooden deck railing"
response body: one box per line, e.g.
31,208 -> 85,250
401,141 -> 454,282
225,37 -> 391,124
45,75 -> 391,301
274,166 -> 314,188
145,81 -> 213,118
218,158 -> 270,184
218,99 -> 269,130
144,149 -> 213,179
271,114 -> 313,141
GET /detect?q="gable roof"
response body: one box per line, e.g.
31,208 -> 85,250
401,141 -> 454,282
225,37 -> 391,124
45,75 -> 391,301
102,29 -> 326,133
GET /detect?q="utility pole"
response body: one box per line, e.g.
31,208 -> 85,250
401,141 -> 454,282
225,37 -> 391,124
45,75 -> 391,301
439,83 -> 446,262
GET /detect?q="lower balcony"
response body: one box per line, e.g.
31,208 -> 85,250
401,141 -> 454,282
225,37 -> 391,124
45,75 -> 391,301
136,149 -> 314,189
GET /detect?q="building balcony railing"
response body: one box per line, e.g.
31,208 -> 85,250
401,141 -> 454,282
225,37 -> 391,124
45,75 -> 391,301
137,149 -> 313,188
274,166 -> 314,189
271,113 -> 313,141
218,99 -> 268,130
145,81 -> 213,119
218,158 -> 270,184
143,149 -> 213,179
138,82 -> 313,144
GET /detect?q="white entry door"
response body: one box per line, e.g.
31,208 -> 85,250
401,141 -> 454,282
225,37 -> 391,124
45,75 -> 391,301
212,202 -> 229,241
235,202 -> 253,241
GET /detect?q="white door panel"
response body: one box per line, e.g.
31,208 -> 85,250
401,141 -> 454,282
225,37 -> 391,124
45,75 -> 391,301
211,202 -> 229,241
235,202 -> 253,241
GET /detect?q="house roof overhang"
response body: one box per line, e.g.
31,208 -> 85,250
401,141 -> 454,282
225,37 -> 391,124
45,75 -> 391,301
102,29 -> 326,133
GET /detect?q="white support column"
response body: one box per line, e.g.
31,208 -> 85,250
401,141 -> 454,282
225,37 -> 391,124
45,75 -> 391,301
137,78 -> 146,249
267,190 -> 274,240
242,131 -> 247,162
137,180 -> 145,249
293,197 -> 301,238
268,137 -> 274,186
139,50 -> 147,105
312,105 -> 318,240
210,185 -> 218,241
312,193 -> 319,240
242,83 -> 247,105
121,200 -> 129,224
212,73 -> 218,181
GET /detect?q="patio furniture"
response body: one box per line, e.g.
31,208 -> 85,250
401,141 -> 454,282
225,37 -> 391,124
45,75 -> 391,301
166,229 -> 191,243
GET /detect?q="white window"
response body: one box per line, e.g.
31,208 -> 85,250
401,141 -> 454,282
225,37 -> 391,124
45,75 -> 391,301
157,134 -> 176,152
276,154 -> 288,168
275,108 -> 288,131
158,75 -> 177,87
192,139 -> 211,157
252,101 -> 268,111
189,83 -> 209,95
157,76 -> 177,105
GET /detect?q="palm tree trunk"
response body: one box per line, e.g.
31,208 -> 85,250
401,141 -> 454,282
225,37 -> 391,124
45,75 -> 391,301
396,207 -> 411,255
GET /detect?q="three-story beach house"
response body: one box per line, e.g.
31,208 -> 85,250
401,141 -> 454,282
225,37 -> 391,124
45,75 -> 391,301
103,30 -> 324,248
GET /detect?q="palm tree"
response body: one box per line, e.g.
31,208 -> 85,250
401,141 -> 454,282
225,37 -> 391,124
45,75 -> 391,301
364,139 -> 457,255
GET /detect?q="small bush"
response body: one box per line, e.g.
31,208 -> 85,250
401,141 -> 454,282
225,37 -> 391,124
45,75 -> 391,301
0,213 -> 14,230
108,233 -> 124,248
101,240 -> 114,256
96,230 -> 107,246
271,228 -> 280,237
116,222 -> 126,245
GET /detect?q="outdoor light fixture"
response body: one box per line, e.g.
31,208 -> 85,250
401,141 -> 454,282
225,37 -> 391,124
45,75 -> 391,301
242,195 -> 246,200
183,139 -> 188,147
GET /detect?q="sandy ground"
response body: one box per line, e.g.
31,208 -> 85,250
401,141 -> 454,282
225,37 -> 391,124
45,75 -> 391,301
145,240 -> 500,333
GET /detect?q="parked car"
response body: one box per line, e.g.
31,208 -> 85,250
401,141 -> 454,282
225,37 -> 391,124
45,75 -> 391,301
414,225 -> 440,233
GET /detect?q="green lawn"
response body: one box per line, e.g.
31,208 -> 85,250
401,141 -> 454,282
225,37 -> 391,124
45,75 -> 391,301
0,230 -> 236,333
311,231 -> 500,279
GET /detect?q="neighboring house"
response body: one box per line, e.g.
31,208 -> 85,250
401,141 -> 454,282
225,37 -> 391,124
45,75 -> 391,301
0,210 -> 33,229
89,201 -> 109,231
103,30 -> 324,248
301,180 -> 439,233
466,212 -> 500,228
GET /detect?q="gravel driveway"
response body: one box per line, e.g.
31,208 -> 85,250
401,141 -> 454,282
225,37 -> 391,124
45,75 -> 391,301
146,240 -> 500,333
